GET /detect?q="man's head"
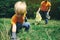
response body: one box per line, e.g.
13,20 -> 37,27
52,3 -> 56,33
14,1 -> 27,16
44,0 -> 48,2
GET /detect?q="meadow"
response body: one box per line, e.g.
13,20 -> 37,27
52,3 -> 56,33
0,18 -> 60,40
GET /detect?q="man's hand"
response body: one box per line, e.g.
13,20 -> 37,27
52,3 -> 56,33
46,12 -> 50,19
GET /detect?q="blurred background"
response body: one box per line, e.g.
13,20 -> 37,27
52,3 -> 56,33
0,0 -> 60,20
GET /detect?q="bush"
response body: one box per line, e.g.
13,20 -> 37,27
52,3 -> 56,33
0,0 -> 60,20
50,1 -> 60,20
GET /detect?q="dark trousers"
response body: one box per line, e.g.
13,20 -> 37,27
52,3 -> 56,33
39,10 -> 48,24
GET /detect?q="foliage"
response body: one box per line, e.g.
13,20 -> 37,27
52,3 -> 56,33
0,0 -> 60,19
50,0 -> 60,20
0,18 -> 11,40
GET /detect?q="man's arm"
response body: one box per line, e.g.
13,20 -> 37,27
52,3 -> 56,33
47,7 -> 51,13
37,1 -> 44,12
48,1 -> 51,13
37,8 -> 40,12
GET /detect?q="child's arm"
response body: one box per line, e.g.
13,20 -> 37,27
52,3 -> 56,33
12,24 -> 16,32
11,15 -> 17,32
11,15 -> 17,39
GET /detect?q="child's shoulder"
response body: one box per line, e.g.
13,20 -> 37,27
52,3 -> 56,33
12,14 -> 17,19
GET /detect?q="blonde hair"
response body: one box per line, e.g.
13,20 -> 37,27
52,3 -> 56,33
14,1 -> 27,14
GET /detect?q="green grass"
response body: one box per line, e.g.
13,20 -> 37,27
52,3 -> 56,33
0,18 -> 60,40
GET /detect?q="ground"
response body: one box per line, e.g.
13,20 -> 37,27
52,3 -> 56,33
0,18 -> 60,40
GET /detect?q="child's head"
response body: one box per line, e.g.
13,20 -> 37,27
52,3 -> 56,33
14,1 -> 27,16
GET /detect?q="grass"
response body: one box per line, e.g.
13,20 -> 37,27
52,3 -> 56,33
0,18 -> 60,40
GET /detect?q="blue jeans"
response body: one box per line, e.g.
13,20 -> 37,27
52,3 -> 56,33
16,22 -> 30,33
